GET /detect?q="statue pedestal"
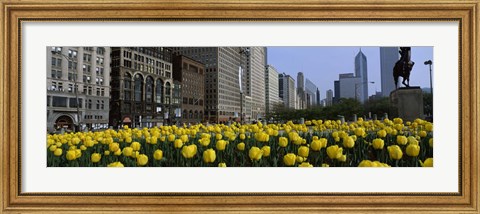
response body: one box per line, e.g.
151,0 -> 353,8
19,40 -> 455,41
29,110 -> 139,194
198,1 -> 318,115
390,87 -> 424,122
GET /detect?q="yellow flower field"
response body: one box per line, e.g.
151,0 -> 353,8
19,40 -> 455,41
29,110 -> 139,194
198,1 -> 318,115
46,118 -> 433,167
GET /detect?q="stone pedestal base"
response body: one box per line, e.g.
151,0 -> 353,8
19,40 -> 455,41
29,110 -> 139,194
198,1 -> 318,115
390,87 -> 424,122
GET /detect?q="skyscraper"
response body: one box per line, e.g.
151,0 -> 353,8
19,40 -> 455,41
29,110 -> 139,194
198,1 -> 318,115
265,65 -> 281,115
316,88 -> 321,106
333,80 -> 340,104
326,89 -> 333,106
305,78 -> 318,108
296,72 -> 306,109
380,47 -> 400,97
247,47 -> 266,120
279,73 -> 295,109
338,73 -> 361,99
355,49 -> 368,103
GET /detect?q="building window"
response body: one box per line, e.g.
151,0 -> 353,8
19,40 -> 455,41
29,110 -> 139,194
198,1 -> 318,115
145,76 -> 154,103
52,96 -> 67,107
165,82 -> 171,95
68,72 -> 77,81
88,100 -> 92,109
51,69 -> 62,79
51,57 -> 62,67
156,79 -> 163,103
96,100 -> 100,109
134,74 -> 143,102
69,98 -> 83,108
96,47 -> 105,55
96,57 -> 104,65
101,88 -> 105,96
83,54 -> 91,62
124,73 -> 132,101
68,49 -> 78,58
101,100 -> 105,110
68,61 -> 77,70
83,64 -> 91,73
68,84 -> 73,92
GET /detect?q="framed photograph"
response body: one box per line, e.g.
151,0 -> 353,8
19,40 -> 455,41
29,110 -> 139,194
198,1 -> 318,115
1,0 -> 478,213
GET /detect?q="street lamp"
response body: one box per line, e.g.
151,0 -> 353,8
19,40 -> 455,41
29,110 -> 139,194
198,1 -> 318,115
355,81 -> 375,102
424,60 -> 433,95
52,50 -> 82,132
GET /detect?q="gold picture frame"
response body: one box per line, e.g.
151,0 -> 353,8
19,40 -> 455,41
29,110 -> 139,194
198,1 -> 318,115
1,0 -> 478,213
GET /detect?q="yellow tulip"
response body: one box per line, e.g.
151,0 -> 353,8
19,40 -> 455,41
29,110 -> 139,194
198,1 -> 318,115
240,133 -> 246,140
108,143 -> 119,152
310,139 -> 322,151
429,138 -> 433,147
75,149 -> 82,158
387,145 -> 403,160
377,129 -> 387,138
326,145 -> 343,160
407,136 -> 418,145
425,123 -> 433,132
321,163 -> 329,167
108,161 -> 124,167
261,146 -> 271,157
168,134 -> 176,142
420,158 -> 433,167
237,142 -> 245,151
372,138 -> 384,150
298,162 -> 313,167
203,149 -> 216,163
53,148 -> 62,156
136,154 -> 148,166
338,154 -> 347,162
131,142 -> 141,151
298,146 -> 309,158
218,162 -> 227,167
342,136 -> 355,148
296,156 -> 304,163
216,140 -> 227,151
104,150 -> 110,156
114,149 -> 122,156
249,146 -> 263,161
419,131 -> 427,138
282,153 -> 296,166
174,139 -> 183,149
153,149 -> 163,160
181,144 -> 197,158
406,144 -> 420,157
66,150 -> 76,160
91,153 -> 101,163
122,147 -> 133,157
49,145 -> 57,152
396,136 -> 408,145
215,133 -> 223,140
279,137 -> 288,147
354,128 -> 365,137
199,138 -> 210,147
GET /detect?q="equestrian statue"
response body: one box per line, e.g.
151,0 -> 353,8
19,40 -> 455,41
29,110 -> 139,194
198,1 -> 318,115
393,47 -> 415,88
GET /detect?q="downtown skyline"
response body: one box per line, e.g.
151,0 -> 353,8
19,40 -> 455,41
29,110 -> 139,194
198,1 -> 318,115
267,46 -> 434,98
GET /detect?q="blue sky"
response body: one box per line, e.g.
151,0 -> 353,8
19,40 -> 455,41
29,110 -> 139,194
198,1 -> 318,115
267,47 -> 433,99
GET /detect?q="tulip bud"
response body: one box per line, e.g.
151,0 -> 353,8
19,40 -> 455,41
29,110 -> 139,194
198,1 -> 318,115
283,153 -> 296,166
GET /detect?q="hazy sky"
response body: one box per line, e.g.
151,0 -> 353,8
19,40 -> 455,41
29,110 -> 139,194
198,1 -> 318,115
267,47 -> 433,99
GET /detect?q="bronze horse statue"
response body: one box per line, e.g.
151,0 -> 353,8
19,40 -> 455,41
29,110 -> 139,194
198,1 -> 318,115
393,47 -> 415,88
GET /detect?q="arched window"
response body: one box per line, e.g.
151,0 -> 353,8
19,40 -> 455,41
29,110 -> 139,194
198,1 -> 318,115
194,110 -> 198,119
134,74 -> 143,102
155,79 -> 163,104
124,73 -> 132,101
199,111 -> 203,120
165,82 -> 171,95
183,110 -> 187,119
189,110 -> 193,119
145,76 -> 154,103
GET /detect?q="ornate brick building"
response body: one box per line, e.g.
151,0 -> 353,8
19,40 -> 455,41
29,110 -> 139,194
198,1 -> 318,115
109,47 -> 173,128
